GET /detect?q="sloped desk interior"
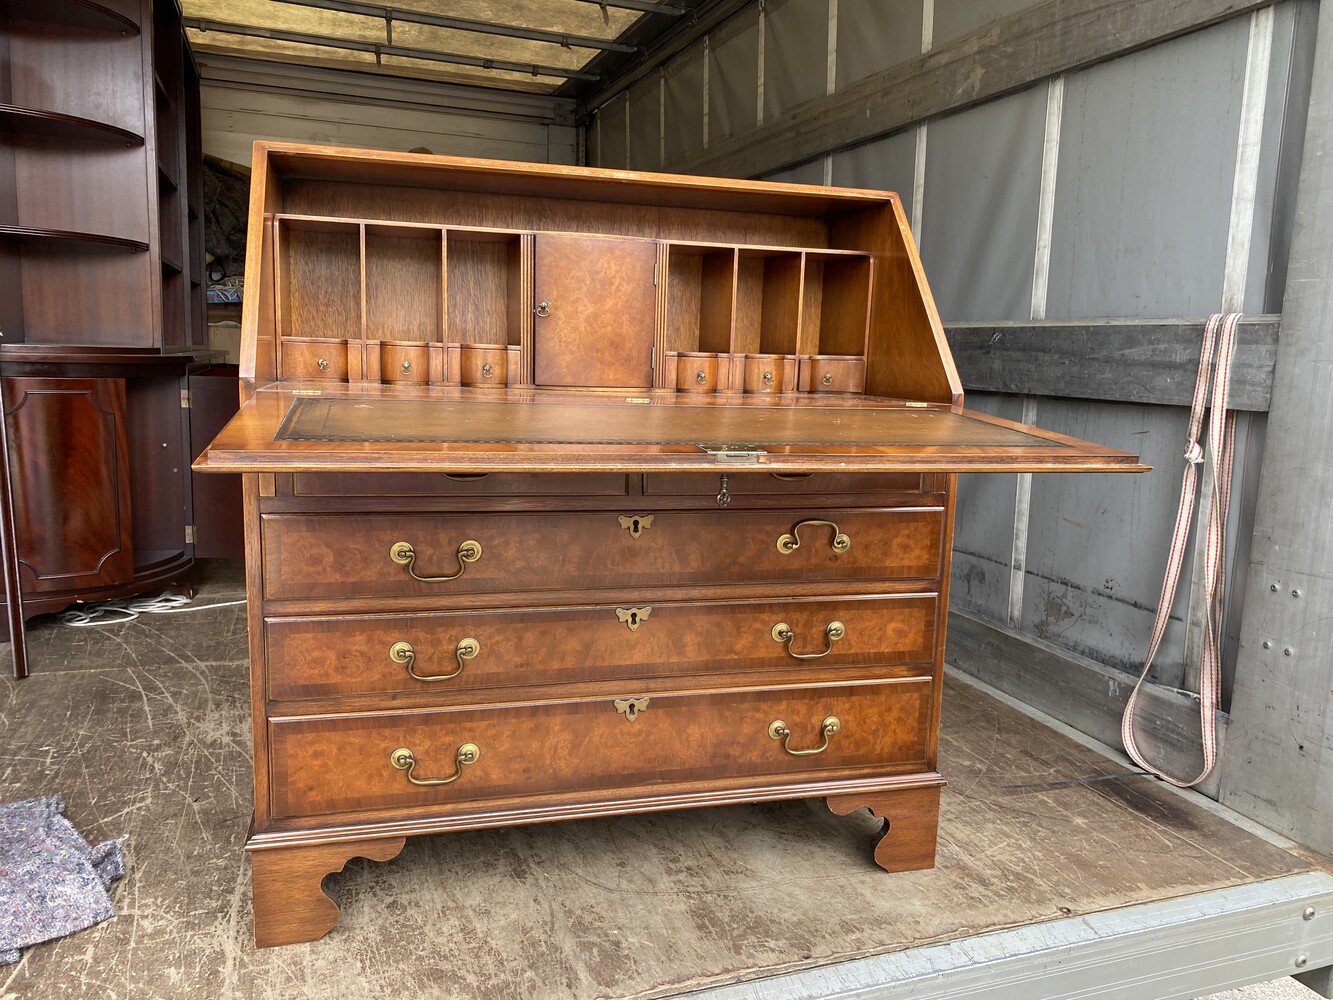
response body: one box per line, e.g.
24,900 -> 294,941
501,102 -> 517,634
196,143 -> 1144,948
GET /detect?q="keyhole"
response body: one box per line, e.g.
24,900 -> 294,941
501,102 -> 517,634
631,518 -> 641,534
629,611 -> 639,627
625,704 -> 638,721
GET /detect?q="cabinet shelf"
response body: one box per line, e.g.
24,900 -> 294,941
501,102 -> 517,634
0,103 -> 144,145
0,224 -> 149,254
161,255 -> 182,274
1,0 -> 140,32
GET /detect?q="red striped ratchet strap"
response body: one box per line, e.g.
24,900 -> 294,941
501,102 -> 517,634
1121,312 -> 1240,787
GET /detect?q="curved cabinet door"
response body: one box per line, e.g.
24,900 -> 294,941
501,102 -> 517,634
3,377 -> 133,593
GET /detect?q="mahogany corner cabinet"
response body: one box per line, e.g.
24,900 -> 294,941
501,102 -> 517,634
196,142 -> 1146,948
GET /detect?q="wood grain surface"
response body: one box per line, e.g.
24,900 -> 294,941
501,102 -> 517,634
263,594 -> 938,703
259,507 -> 944,601
267,680 -> 934,821
0,606 -> 1310,1000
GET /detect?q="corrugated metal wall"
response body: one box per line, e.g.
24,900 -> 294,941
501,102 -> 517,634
586,0 -> 1318,767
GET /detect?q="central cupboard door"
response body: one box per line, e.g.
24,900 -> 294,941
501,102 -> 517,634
532,234 -> 659,388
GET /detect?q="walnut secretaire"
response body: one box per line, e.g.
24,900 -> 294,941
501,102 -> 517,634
195,142 -> 1146,948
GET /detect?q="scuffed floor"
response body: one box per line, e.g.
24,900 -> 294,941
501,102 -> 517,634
0,563 -> 1310,999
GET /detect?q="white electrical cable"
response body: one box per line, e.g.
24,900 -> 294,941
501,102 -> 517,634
58,592 -> 246,627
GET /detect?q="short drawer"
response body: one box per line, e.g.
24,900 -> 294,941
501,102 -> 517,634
281,338 -> 348,381
291,472 -> 630,498
645,471 -> 926,496
268,678 -> 933,820
264,594 -> 938,701
260,507 -> 945,601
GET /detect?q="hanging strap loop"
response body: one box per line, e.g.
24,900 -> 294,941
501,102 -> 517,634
1121,312 -> 1240,787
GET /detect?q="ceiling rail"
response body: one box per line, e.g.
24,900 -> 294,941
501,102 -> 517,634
183,18 -> 601,81
266,0 -> 640,54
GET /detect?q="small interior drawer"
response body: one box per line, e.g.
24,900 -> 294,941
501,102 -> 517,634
281,338 -> 348,381
268,678 -> 934,820
799,356 -> 866,394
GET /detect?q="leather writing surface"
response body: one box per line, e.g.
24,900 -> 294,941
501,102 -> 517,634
277,395 -> 1055,449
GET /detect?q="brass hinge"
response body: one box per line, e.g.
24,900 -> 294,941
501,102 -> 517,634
180,388 -> 191,409
653,260 -> 659,285
185,524 -> 196,544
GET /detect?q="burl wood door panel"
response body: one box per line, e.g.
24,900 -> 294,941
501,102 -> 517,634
260,508 -> 945,601
3,378 -> 133,593
264,594 -> 939,701
532,235 -> 659,388
268,678 -> 933,820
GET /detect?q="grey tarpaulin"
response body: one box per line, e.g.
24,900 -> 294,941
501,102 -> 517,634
0,796 -> 124,963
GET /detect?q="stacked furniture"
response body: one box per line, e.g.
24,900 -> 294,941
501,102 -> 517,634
196,142 -> 1144,947
0,0 -> 219,668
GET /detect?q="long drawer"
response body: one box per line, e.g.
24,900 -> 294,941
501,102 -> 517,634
268,679 -> 933,820
292,472 -> 630,498
264,594 -> 938,701
260,507 -> 944,601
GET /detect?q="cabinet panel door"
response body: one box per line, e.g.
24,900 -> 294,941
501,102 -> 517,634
3,378 -> 134,593
532,235 -> 658,388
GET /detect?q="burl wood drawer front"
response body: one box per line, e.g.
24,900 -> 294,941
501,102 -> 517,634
264,595 -> 938,701
291,472 -> 630,498
268,679 -> 933,819
260,508 -> 944,601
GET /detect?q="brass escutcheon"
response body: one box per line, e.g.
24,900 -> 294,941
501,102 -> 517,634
391,743 -> 480,786
389,539 -> 482,582
614,697 -> 650,722
616,607 -> 652,632
770,620 -> 846,660
768,716 -> 840,756
776,519 -> 851,555
617,513 -> 655,538
390,637 -> 479,682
